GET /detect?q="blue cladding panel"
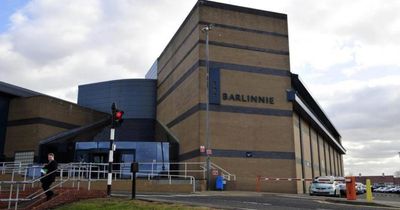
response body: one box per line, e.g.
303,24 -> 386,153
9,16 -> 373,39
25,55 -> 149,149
78,79 -> 157,119
209,68 -> 220,105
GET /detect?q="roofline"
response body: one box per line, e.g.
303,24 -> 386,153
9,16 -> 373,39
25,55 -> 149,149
0,81 -> 43,97
78,78 -> 157,88
156,0 -> 287,62
293,94 -> 346,154
199,0 -> 287,19
39,117 -> 111,145
291,74 -> 341,139
19,95 -> 109,116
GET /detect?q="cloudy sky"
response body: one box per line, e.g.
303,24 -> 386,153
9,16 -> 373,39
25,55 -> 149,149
1,0 -> 399,176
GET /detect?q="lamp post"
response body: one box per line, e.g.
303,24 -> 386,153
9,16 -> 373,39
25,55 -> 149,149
201,24 -> 213,190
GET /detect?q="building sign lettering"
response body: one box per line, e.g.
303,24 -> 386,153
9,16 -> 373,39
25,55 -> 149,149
222,93 -> 274,104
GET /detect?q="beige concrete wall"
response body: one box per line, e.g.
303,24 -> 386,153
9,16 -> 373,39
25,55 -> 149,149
199,6 -> 288,35
157,7 -> 200,78
216,69 -> 291,109
200,44 -> 290,71
330,145 -> 335,176
318,134 -> 326,176
293,113 -> 304,193
310,129 -> 320,177
300,119 -> 312,193
155,2 -> 345,193
212,157 -> 297,193
4,96 -> 108,159
7,96 -> 106,124
4,124 -> 65,157
207,26 -> 288,52
157,69 -> 200,124
170,112 -> 200,156
157,44 -> 200,97
203,112 -> 293,152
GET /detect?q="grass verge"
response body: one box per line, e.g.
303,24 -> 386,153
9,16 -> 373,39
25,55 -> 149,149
54,198 -> 213,210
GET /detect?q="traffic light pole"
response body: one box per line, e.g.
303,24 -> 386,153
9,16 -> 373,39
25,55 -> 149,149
107,103 -> 117,196
107,127 -> 115,196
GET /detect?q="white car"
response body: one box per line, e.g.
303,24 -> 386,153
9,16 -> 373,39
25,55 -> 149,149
356,182 -> 366,194
309,181 -> 341,197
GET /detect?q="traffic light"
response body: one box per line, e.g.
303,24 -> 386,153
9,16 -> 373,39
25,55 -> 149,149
114,110 -> 124,125
111,103 -> 124,128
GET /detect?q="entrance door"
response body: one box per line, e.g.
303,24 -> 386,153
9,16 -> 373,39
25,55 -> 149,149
92,153 -> 107,163
120,151 -> 136,178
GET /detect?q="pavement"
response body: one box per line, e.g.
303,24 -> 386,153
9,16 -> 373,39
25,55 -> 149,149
118,191 -> 400,210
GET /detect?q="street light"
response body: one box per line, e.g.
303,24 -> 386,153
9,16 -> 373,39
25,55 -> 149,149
201,24 -> 213,190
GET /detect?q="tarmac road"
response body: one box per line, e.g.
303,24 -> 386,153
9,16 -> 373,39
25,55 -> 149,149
137,192 -> 400,210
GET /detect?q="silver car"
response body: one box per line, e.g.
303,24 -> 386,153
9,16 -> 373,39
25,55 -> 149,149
309,181 -> 341,196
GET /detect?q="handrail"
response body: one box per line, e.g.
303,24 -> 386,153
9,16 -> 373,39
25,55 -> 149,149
0,161 -> 237,208
210,162 -> 236,181
136,172 -> 196,193
0,163 -> 74,209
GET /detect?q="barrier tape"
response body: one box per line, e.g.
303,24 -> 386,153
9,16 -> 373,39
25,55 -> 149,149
262,177 -> 313,181
255,176 -> 346,192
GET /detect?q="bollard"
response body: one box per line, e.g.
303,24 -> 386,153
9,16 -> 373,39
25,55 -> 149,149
366,179 -> 373,202
345,176 -> 357,200
131,162 -> 139,199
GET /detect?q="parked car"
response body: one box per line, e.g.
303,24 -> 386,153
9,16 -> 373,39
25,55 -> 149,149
396,186 -> 400,194
372,184 -> 385,192
356,182 -> 366,194
309,176 -> 342,197
337,183 -> 347,196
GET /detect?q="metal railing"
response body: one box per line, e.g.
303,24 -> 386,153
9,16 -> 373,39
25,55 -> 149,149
0,163 -> 74,210
211,162 -> 236,181
0,161 -> 236,209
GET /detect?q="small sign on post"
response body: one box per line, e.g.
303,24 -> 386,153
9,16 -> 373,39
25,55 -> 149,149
200,146 -> 205,153
206,149 -> 212,155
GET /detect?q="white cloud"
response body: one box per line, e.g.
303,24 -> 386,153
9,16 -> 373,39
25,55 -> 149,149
0,0 -> 197,101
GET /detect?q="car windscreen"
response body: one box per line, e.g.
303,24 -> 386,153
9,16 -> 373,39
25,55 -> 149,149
311,183 -> 334,187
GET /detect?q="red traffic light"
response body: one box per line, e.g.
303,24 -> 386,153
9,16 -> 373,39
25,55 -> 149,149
115,111 -> 124,119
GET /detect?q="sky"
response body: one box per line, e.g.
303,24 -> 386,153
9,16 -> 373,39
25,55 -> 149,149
0,0 -> 399,176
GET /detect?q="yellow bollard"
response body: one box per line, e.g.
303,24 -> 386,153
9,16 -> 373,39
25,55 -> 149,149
366,179 -> 373,202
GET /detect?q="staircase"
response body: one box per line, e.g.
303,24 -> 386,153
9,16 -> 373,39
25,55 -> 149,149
27,188 -> 107,210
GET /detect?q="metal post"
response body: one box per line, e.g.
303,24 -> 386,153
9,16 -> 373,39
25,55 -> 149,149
202,24 -> 213,191
23,168 -> 27,191
8,171 -> 15,209
88,163 -> 92,190
107,128 -> 115,196
77,163 -> 81,190
131,162 -> 138,199
60,168 -> 63,188
131,171 -> 136,199
14,183 -> 19,210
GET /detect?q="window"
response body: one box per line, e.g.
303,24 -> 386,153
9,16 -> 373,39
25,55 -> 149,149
14,151 -> 34,164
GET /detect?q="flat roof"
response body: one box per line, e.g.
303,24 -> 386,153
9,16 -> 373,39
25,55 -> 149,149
0,81 -> 42,97
157,0 -> 287,62
291,74 -> 341,139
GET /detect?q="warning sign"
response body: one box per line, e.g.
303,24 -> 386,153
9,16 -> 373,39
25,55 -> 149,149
200,146 -> 205,153
206,149 -> 212,155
